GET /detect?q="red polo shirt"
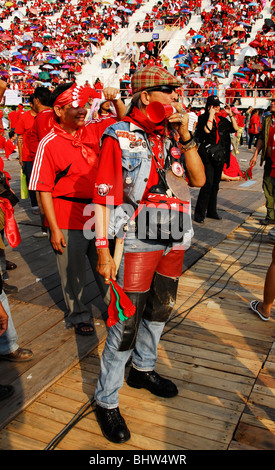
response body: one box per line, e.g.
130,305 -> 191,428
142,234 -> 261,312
29,131 -> 98,229
15,110 -> 36,162
28,108 -> 53,161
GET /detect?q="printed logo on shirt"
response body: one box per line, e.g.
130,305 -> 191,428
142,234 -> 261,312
116,130 -> 147,152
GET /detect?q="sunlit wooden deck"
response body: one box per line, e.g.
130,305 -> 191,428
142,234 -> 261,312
0,150 -> 274,451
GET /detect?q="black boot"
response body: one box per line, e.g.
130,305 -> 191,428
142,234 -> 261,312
127,367 -> 178,398
95,404 -> 131,443
118,292 -> 148,351
143,273 -> 179,322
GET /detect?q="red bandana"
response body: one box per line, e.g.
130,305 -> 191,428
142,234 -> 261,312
53,83 -> 94,109
52,121 -> 98,166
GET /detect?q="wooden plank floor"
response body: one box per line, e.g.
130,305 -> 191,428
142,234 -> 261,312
0,148 -> 275,450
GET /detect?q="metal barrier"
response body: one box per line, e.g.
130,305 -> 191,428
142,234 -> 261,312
182,87 -> 273,108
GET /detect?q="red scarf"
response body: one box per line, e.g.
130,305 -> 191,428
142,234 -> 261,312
52,121 -> 98,166
0,198 -> 21,248
123,107 -> 167,169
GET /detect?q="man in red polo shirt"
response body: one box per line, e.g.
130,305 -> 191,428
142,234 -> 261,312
29,82 -> 125,336
15,94 -> 38,211
8,106 -> 20,132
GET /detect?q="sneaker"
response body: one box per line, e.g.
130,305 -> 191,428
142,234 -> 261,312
127,367 -> 178,398
95,405 -> 131,443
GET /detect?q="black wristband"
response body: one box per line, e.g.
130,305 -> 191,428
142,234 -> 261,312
180,133 -> 193,145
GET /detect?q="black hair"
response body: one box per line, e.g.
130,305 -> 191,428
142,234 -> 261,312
9,130 -> 15,139
29,93 -> 35,104
33,86 -> 52,106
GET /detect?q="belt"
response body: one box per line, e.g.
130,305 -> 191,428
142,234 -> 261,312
56,196 -> 93,204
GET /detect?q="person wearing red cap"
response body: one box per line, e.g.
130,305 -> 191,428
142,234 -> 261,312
93,66 -> 205,443
29,82 -> 126,336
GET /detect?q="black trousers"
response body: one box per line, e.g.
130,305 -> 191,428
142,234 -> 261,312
22,161 -> 38,208
194,155 -> 224,220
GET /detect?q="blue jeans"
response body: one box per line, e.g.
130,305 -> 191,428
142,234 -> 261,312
94,236 -> 177,409
95,317 -> 165,409
0,290 -> 19,355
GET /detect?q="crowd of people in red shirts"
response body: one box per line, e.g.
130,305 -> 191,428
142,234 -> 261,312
0,0 -> 274,109
0,0 -> 142,101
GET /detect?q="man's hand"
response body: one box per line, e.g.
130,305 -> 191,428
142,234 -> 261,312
168,109 -> 191,141
250,154 -> 257,167
96,248 -> 117,284
224,104 -> 232,116
50,227 -> 66,253
103,87 -> 120,101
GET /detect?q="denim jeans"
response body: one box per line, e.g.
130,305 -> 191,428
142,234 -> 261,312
94,236 -> 174,409
0,290 -> 19,355
94,317 -> 165,409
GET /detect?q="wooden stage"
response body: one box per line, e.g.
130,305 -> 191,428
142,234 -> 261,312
0,148 -> 275,451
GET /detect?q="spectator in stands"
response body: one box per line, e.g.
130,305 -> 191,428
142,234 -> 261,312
114,53 -> 121,74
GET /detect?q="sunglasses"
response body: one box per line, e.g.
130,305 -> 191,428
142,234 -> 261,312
146,85 -> 179,94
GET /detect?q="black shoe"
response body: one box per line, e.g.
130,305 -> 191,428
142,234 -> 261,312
206,213 -> 222,220
194,215 -> 204,224
3,283 -> 18,294
0,384 -> 14,401
127,367 -> 178,398
260,218 -> 275,226
95,404 -> 131,443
